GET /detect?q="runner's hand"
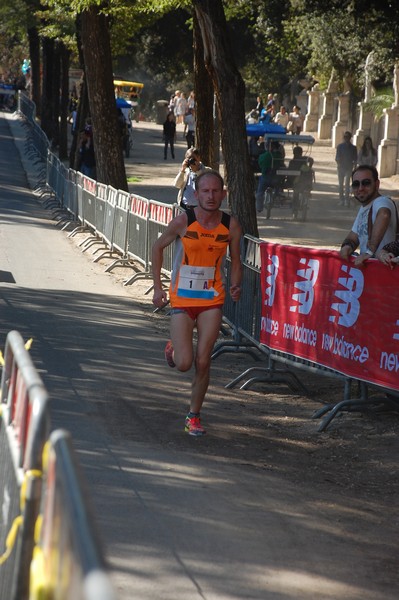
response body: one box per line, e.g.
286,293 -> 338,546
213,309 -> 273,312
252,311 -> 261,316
153,288 -> 168,308
230,285 -> 241,302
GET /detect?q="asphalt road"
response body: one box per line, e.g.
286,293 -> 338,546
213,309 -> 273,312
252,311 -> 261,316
1,111 -> 398,600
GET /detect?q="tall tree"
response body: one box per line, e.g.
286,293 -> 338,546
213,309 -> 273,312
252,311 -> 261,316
80,5 -> 128,190
193,0 -> 258,236
192,9 -> 216,169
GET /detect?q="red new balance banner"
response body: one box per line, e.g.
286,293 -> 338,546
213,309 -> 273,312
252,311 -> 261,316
260,242 -> 399,391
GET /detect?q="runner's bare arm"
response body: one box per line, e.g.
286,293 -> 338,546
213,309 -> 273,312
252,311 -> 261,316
152,213 -> 187,307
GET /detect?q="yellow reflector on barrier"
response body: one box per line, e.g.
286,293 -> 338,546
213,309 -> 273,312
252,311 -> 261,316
30,545 -> 49,600
0,515 -> 23,565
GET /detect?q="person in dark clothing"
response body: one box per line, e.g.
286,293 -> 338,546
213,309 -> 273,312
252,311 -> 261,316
256,140 -> 284,212
163,111 -> 176,160
335,131 -> 357,206
78,126 -> 96,178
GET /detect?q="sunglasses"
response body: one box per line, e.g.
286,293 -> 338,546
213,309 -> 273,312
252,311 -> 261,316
351,179 -> 373,189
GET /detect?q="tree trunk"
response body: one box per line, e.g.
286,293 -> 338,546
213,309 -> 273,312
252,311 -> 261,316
51,42 -> 61,150
59,44 -> 70,160
41,37 -> 55,141
192,0 -> 258,237
193,11 -> 216,168
80,7 -> 128,191
70,14 -> 88,169
27,26 -> 41,115
71,76 -> 89,170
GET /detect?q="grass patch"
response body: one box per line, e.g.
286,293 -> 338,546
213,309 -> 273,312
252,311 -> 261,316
127,176 -> 143,183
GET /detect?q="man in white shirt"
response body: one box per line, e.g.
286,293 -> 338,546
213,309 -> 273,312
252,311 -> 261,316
339,165 -> 397,266
274,105 -> 289,131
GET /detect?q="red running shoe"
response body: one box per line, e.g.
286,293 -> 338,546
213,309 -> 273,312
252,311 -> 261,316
185,415 -> 206,436
164,340 -> 175,368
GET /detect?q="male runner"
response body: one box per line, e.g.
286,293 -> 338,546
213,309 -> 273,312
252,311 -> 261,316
152,171 -> 242,436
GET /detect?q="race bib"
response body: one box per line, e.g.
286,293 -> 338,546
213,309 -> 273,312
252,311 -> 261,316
177,265 -> 218,299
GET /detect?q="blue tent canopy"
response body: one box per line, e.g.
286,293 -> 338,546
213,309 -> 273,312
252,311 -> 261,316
116,97 -> 132,109
246,122 -> 286,137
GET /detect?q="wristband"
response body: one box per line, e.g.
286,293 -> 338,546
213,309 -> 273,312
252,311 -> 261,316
341,239 -> 357,252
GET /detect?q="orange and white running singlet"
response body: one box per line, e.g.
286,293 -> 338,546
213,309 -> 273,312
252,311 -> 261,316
169,210 -> 231,308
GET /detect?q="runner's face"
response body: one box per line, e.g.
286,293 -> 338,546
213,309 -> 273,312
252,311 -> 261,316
352,169 -> 379,205
195,175 -> 226,211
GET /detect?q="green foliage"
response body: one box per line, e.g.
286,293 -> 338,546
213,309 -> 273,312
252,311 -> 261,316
284,5 -> 397,94
364,92 -> 394,118
0,0 -> 29,78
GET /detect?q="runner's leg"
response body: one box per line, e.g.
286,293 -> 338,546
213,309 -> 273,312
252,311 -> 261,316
190,308 -> 223,414
170,311 -> 195,371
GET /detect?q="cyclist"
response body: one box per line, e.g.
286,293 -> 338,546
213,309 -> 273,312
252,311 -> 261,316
256,141 -> 284,212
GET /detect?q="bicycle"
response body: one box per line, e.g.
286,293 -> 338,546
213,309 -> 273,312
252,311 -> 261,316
292,188 -> 310,222
264,186 -> 274,219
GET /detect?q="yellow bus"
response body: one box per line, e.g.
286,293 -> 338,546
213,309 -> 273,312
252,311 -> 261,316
114,79 -> 144,121
114,79 -> 143,101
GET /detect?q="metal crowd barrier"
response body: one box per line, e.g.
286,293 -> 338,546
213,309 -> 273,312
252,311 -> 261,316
0,331 -> 50,600
0,331 -> 116,599
17,92 -> 49,170
29,430 -> 116,600
42,147 -> 176,286
215,236 -> 399,430
124,199 -> 175,286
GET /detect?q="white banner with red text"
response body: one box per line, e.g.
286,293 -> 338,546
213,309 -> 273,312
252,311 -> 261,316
260,242 -> 399,391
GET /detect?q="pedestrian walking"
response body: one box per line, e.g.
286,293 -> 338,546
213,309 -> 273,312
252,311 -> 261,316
162,111 -> 176,160
151,171 -> 242,436
335,131 -> 357,206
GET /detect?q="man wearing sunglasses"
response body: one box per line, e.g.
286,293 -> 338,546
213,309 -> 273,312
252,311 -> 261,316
339,165 -> 397,267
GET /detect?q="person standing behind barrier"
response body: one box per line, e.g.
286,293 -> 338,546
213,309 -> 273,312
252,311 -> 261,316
335,131 -> 357,207
152,171 -> 242,436
173,147 -> 211,210
339,165 -> 397,267
357,136 -> 378,167
162,111 -> 176,160
184,108 -> 195,148
256,140 -> 284,212
78,125 -> 96,179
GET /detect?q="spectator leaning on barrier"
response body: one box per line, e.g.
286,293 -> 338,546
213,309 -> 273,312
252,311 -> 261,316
152,171 -> 242,437
339,165 -> 397,267
173,147 -> 211,210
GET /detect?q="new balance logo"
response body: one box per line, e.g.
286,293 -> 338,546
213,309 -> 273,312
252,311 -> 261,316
264,255 -> 279,307
329,265 -> 364,327
290,258 -> 319,315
